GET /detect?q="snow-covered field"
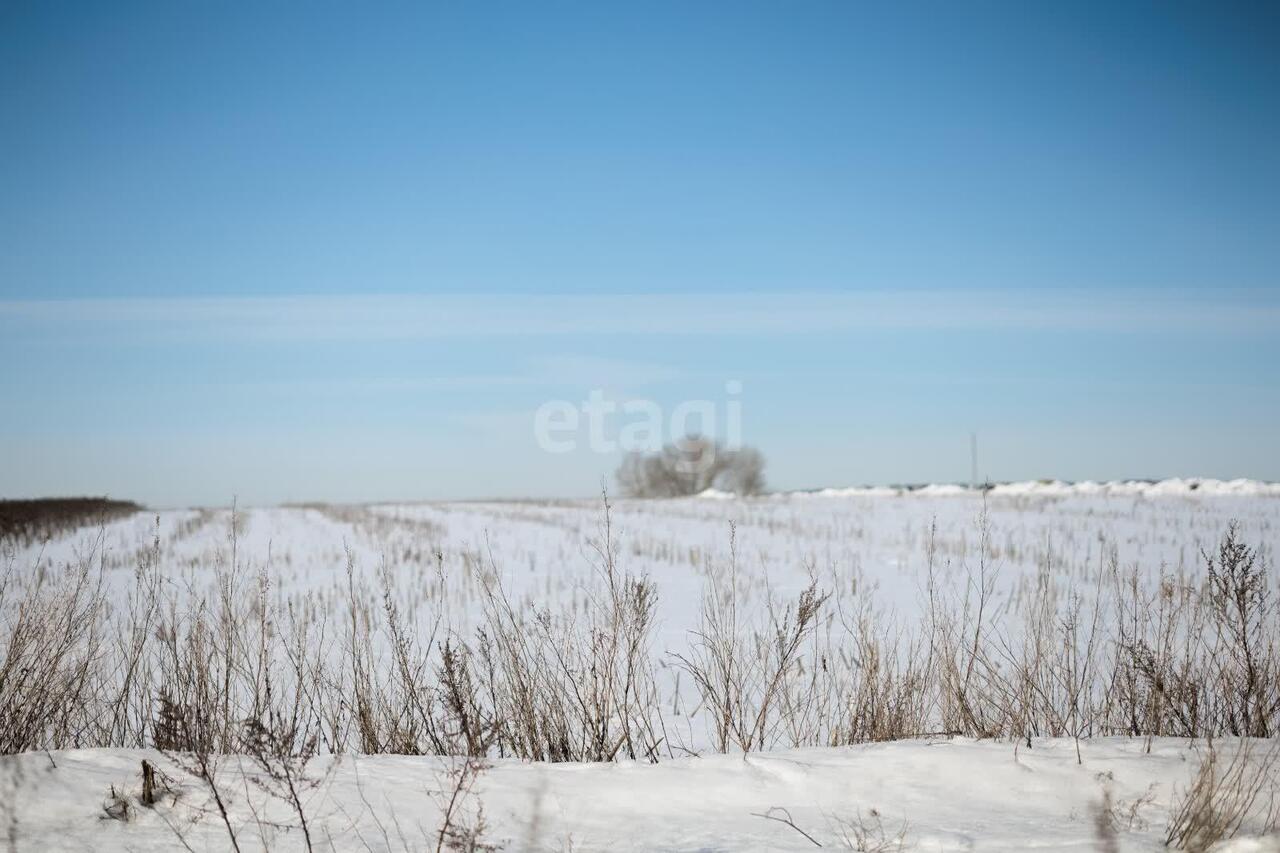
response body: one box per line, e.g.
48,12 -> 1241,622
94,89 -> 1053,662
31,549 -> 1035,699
4,481 -> 1280,851
7,738 -> 1278,852
15,479 -> 1280,642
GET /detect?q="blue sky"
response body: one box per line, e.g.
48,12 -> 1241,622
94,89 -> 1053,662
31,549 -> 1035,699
2,2 -> 1278,505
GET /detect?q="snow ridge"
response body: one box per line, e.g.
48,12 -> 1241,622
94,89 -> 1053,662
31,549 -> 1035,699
693,477 -> 1280,499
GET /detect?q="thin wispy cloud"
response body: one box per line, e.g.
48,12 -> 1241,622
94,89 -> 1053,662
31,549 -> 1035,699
4,290 -> 1278,345
206,355 -> 685,396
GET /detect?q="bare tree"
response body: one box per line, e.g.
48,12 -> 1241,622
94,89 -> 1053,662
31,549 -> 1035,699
615,436 -> 765,497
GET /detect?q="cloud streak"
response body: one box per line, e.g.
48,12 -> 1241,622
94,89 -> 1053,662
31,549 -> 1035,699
3,290 -> 1278,345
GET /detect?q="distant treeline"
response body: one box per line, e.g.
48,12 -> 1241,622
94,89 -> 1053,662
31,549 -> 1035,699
0,497 -> 143,542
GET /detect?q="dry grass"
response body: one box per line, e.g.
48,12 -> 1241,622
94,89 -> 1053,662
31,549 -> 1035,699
1,497 -> 1280,848
0,498 -> 1278,763
1164,739 -> 1280,850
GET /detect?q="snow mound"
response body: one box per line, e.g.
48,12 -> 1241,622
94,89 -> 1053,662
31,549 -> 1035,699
783,478 -> 1280,499
812,485 -> 902,497
913,483 -> 969,496
8,739 -> 1278,852
993,477 -> 1280,498
694,488 -> 737,500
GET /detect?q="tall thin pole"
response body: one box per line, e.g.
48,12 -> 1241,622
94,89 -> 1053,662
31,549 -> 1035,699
970,432 -> 978,490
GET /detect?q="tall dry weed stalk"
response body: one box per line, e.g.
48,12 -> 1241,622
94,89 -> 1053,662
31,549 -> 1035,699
1,501 -> 1278,766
